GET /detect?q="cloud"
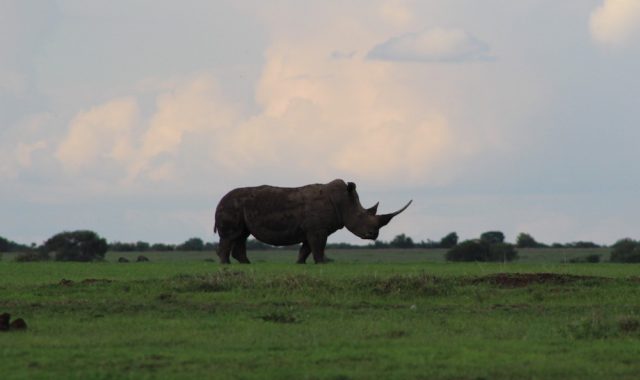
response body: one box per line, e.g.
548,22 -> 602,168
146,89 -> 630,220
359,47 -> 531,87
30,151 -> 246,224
590,0 -> 640,46
211,41 -> 458,185
367,28 -> 492,62
126,75 -> 237,182
56,97 -> 138,173
55,75 -> 238,184
50,5 -> 508,193
378,1 -> 414,27
330,50 -> 357,60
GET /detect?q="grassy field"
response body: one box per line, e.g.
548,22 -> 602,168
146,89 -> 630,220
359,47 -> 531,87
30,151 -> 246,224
1,249 -> 639,379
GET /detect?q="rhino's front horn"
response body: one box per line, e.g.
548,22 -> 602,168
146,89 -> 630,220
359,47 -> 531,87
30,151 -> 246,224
377,200 -> 412,227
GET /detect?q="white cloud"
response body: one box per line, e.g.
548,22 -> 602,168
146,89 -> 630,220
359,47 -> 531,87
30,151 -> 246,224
56,97 -> 138,173
590,0 -> 640,46
212,40 -> 458,185
367,28 -> 492,62
16,141 -> 47,167
0,112 -> 55,180
126,74 -> 237,182
378,0 -> 414,27
51,6 -> 505,192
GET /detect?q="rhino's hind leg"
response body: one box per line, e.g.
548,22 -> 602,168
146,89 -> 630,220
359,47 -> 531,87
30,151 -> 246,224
307,233 -> 329,264
231,233 -> 250,264
296,241 -> 311,264
217,238 -> 234,264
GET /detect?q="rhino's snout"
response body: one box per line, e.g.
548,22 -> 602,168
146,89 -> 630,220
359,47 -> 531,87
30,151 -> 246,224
365,230 -> 379,240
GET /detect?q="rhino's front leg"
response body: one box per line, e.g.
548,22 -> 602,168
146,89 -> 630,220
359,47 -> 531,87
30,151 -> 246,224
231,236 -> 250,264
307,233 -> 329,264
296,241 -> 311,264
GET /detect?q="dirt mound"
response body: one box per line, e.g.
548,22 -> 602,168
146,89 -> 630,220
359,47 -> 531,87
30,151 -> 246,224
0,313 -> 9,331
0,313 -> 27,332
58,278 -> 113,286
260,313 -> 297,324
81,278 -> 113,285
472,272 -> 605,288
10,318 -> 27,330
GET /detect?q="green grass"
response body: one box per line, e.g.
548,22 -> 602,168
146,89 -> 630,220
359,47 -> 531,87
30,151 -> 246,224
1,249 -> 639,379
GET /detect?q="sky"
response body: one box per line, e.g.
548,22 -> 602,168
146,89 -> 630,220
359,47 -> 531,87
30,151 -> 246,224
2,0 -> 640,246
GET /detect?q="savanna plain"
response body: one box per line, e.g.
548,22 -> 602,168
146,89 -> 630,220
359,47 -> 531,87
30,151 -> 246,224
1,248 -> 639,379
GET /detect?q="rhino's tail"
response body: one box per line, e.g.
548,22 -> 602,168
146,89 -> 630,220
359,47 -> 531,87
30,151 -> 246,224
213,221 -> 218,234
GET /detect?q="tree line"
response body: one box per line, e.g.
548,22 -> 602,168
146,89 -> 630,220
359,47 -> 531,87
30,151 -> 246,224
2,230 -> 639,263
0,231 -> 607,254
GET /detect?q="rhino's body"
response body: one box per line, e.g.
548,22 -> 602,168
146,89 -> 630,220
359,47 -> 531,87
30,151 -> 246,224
214,179 -> 411,264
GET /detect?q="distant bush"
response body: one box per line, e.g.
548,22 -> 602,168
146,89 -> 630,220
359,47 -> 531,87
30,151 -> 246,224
480,231 -> 505,245
389,234 -> 415,248
43,230 -> 107,262
0,236 -> 31,252
439,232 -> 458,249
566,241 -> 601,249
516,233 -> 545,248
0,236 -> 10,252
246,239 -> 271,250
369,240 -> 390,249
446,239 -> 518,262
151,243 -> 176,251
567,254 -> 601,263
610,238 -> 640,263
15,251 -> 50,262
178,238 -> 205,251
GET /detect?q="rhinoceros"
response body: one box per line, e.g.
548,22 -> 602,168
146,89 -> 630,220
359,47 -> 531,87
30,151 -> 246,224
214,179 -> 411,264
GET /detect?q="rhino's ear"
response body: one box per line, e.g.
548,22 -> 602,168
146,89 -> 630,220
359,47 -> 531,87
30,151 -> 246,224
347,182 -> 356,193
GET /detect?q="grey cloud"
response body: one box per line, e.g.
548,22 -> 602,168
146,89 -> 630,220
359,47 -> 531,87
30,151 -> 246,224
367,28 -> 492,63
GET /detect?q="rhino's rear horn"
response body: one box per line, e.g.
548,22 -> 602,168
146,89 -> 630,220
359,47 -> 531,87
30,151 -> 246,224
377,200 -> 412,227
367,202 -> 379,215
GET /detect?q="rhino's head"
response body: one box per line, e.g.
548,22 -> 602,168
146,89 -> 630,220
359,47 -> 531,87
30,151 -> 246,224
342,182 -> 412,240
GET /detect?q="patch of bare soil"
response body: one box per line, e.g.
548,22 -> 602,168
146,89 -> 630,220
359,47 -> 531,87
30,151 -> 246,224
58,278 -> 114,286
472,272 -> 606,288
260,312 -> 297,324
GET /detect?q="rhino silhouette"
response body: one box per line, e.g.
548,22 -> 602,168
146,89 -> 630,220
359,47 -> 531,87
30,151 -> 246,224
214,179 -> 411,264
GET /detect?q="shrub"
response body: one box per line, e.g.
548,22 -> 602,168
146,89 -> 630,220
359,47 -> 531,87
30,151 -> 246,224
178,237 -> 205,251
488,243 -> 518,262
439,232 -> 458,249
43,230 -> 108,262
586,254 -> 601,263
480,231 -> 505,245
15,251 -> 50,262
610,238 -> 640,263
389,234 -> 415,248
0,236 -> 10,252
567,254 -> 601,263
446,240 -> 485,262
446,239 -> 518,262
566,241 -> 601,249
516,233 -> 542,248
151,243 -> 175,251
